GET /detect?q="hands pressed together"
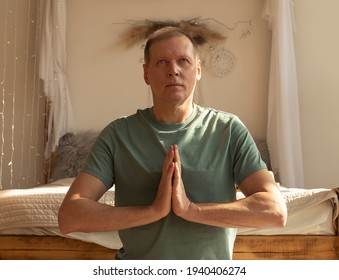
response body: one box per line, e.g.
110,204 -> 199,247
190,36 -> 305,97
59,144 -> 287,234
151,145 -> 287,229
152,145 -> 193,220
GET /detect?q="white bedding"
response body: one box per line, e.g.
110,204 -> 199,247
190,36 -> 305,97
0,178 -> 114,230
237,186 -> 339,235
0,178 -> 338,250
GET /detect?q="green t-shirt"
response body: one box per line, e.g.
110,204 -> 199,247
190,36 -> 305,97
82,104 -> 266,260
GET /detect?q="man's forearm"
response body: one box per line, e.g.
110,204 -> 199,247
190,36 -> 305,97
176,190 -> 287,229
58,199 -> 165,234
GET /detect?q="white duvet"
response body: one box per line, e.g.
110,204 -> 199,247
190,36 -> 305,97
0,178 -> 115,230
0,178 -> 338,249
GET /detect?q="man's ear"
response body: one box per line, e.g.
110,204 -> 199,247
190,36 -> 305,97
196,59 -> 202,81
143,64 -> 150,85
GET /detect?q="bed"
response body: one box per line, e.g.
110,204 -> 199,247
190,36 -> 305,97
0,132 -> 338,260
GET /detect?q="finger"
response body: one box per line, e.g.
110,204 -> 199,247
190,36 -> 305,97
162,146 -> 175,172
172,161 -> 179,182
173,145 -> 181,173
166,162 -> 175,179
173,145 -> 180,163
172,161 -> 182,187
172,162 -> 187,209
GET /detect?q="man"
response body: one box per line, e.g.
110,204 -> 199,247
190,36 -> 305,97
58,27 -> 287,260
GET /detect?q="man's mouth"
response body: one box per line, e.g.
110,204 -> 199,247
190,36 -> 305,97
166,83 -> 183,87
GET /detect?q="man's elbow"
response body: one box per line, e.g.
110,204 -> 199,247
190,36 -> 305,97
275,202 -> 288,228
58,206 -> 75,234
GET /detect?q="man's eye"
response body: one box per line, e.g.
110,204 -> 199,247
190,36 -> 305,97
179,58 -> 190,64
157,60 -> 166,64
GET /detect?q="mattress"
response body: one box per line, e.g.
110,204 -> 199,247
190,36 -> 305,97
0,178 -> 338,250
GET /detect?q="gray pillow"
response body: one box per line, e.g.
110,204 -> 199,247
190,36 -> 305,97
254,139 -> 272,171
49,131 -> 98,181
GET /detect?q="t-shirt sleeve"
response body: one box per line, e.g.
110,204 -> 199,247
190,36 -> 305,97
230,117 -> 267,186
81,123 -> 115,189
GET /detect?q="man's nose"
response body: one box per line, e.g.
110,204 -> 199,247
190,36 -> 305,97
168,63 -> 179,77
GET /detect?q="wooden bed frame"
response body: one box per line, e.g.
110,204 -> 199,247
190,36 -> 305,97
1,234 -> 338,260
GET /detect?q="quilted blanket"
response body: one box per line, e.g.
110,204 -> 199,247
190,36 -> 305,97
0,178 -> 114,231
0,178 -> 338,235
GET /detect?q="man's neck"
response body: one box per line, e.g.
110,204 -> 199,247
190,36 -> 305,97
152,103 -> 194,125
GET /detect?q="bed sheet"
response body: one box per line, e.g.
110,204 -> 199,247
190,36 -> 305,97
0,178 -> 338,250
0,178 -> 114,231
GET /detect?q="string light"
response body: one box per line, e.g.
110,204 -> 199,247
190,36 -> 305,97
9,0 -> 19,188
31,2 -> 44,186
18,0 -> 32,187
0,0 -> 9,190
0,0 -> 45,189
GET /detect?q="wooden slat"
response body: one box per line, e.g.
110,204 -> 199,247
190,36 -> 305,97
0,235 -> 105,250
233,250 -> 338,260
0,249 -> 115,260
233,235 -> 339,260
0,236 -> 116,260
0,235 -> 338,260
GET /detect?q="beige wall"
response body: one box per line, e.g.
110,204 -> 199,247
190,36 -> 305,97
1,0 -> 337,189
294,0 -> 339,187
66,0 -> 339,188
66,0 -> 271,140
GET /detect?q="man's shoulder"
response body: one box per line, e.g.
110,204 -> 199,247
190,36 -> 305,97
195,105 -> 239,122
99,108 -> 151,139
109,108 -> 149,126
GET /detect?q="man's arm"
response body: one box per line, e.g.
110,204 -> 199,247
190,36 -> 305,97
58,146 -> 176,234
172,146 -> 287,229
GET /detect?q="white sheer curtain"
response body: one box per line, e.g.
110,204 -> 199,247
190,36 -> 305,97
39,0 -> 75,159
262,0 -> 304,187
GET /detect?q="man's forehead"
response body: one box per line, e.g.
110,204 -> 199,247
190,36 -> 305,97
149,35 -> 197,56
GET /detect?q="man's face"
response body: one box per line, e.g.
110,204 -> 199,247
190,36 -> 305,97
143,35 -> 201,107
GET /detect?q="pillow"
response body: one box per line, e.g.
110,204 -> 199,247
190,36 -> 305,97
254,139 -> 272,171
49,131 -> 99,181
